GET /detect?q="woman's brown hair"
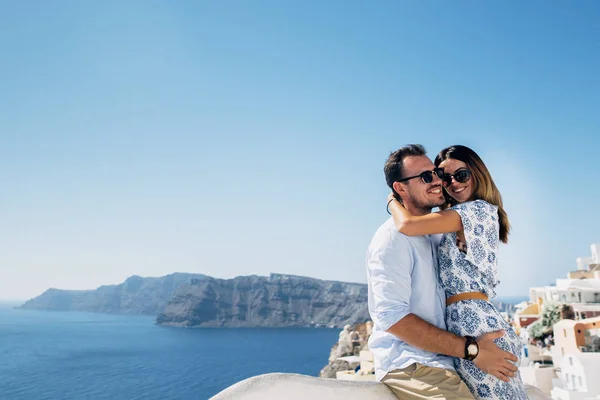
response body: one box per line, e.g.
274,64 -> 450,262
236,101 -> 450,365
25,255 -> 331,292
435,145 -> 510,243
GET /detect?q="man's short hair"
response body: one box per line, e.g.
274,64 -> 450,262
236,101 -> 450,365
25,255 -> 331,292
384,144 -> 427,189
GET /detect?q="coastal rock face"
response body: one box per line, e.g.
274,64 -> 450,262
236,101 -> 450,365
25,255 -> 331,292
19,273 -> 208,315
156,273 -> 369,328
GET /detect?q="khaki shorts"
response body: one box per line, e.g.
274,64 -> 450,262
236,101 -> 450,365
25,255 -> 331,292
382,363 -> 474,400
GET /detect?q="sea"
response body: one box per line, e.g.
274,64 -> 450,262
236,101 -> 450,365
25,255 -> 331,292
0,305 -> 339,399
0,296 -> 527,400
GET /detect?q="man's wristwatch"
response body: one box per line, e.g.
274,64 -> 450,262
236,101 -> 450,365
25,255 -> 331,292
464,336 -> 479,361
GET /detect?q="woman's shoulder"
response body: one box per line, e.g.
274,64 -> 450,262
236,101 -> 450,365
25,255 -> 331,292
450,200 -> 499,226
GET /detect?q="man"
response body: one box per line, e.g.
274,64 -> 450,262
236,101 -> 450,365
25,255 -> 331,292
367,144 -> 518,400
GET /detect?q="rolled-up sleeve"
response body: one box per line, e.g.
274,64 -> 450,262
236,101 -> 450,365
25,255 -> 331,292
367,232 -> 413,332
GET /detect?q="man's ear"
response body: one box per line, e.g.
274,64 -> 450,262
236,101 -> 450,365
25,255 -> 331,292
392,181 -> 405,201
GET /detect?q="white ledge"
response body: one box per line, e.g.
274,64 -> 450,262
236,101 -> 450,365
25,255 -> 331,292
210,373 -> 397,400
211,372 -> 552,400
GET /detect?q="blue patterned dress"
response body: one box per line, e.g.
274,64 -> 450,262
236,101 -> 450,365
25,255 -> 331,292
438,200 -> 527,400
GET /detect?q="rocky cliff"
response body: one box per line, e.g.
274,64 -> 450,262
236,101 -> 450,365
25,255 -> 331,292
156,273 -> 369,328
19,273 -> 208,315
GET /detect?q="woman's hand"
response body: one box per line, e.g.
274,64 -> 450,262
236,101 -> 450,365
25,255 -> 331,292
387,192 -> 396,203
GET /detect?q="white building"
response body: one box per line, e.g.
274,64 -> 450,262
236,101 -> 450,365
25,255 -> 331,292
515,245 -> 600,398
526,244 -> 600,321
551,353 -> 600,400
336,350 -> 376,381
529,275 -> 600,306
550,317 -> 600,400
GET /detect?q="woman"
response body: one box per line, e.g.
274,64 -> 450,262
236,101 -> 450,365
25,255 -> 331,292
387,145 -> 527,400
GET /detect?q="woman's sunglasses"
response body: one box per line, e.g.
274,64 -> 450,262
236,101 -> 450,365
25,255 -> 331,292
398,168 -> 445,184
443,168 -> 472,186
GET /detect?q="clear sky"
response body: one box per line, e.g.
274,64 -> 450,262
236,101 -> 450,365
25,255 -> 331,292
1,1 -> 599,301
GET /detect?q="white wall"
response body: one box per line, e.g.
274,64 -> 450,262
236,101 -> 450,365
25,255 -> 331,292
590,244 -> 599,263
560,355 -> 587,392
551,386 -> 590,400
519,364 -> 555,394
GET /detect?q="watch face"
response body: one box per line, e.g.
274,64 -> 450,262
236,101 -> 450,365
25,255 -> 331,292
468,344 -> 478,355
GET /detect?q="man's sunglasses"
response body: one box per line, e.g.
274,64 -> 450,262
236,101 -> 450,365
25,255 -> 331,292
398,168 -> 445,184
443,168 -> 472,186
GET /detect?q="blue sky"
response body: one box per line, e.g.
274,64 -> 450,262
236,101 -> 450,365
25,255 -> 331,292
1,1 -> 599,300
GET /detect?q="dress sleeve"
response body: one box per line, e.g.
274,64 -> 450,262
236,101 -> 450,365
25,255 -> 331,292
451,200 -> 501,286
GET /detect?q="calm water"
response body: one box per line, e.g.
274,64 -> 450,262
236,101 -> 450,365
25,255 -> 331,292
0,307 -> 339,399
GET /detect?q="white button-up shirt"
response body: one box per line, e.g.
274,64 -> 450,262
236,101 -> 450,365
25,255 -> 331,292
367,218 -> 454,380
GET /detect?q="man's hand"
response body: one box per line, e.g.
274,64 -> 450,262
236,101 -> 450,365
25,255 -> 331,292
472,330 -> 519,382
